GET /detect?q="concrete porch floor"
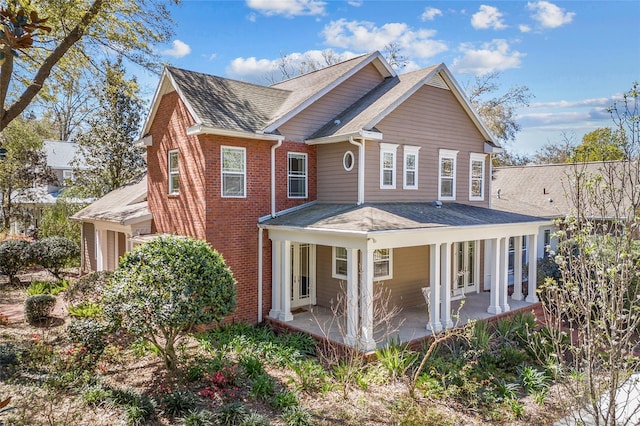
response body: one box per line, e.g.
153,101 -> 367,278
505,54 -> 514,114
280,291 -> 539,349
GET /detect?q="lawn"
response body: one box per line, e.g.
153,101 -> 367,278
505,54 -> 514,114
0,269 -> 568,426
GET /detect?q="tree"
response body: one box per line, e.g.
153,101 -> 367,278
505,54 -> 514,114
573,128 -> 624,163
31,236 -> 79,280
540,82 -> 640,425
266,49 -> 344,84
0,0 -> 179,133
103,235 -> 237,372
0,117 -> 55,230
533,132 -> 577,164
38,196 -> 87,246
383,41 -> 409,70
71,58 -> 145,197
42,76 -> 94,141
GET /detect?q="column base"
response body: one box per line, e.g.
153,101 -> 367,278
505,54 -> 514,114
526,295 -> 539,303
278,311 -> 293,322
511,292 -> 523,301
500,303 -> 511,313
487,305 -> 502,315
427,321 -> 442,333
359,337 -> 376,352
443,319 -> 454,329
343,336 -> 358,347
268,309 -> 281,319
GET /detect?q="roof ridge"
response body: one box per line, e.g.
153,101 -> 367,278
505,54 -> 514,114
166,65 -> 290,94
269,52 -> 372,87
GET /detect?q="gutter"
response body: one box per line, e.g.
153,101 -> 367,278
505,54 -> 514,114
349,136 -> 365,205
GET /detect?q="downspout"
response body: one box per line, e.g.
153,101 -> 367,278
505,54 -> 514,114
257,225 -> 263,323
488,153 -> 493,209
349,136 -> 365,205
271,137 -> 284,217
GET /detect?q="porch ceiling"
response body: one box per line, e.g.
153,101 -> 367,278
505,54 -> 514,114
262,202 -> 549,233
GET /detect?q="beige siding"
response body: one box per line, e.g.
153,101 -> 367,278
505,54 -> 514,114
364,85 -> 490,206
317,142 -> 358,203
316,245 -> 342,306
81,222 -> 96,273
278,64 -> 384,141
118,232 -> 126,264
106,231 -> 116,271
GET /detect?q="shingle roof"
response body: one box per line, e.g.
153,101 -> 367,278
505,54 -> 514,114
167,67 -> 291,133
492,161 -> 635,219
43,140 -> 79,170
71,174 -> 150,225
262,202 -> 547,232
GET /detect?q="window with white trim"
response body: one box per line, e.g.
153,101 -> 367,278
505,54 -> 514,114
221,146 -> 246,197
62,170 -> 74,186
403,146 -> 420,190
379,143 -> 399,189
168,149 -> 179,195
438,149 -> 458,200
288,152 -> 307,198
332,247 -> 348,279
469,153 -> 486,200
373,248 -> 393,280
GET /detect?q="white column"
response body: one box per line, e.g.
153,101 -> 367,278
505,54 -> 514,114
488,238 -> 502,314
512,236 -> 523,300
269,240 -> 281,318
344,248 -> 359,346
526,234 -> 539,303
96,230 -> 104,272
428,243 -> 442,332
484,240 -> 492,292
500,237 -> 511,312
440,242 -> 453,328
360,248 -> 376,351
278,240 -> 293,322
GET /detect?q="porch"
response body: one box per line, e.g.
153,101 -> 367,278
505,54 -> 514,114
271,291 -> 541,350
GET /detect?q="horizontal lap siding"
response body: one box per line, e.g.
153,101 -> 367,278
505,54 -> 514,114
317,142 -> 358,203
81,222 -> 96,273
278,64 -> 384,142
316,245 -> 342,307
365,84 -> 490,207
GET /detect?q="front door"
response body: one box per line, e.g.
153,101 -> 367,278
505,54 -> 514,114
291,243 -> 316,308
453,241 -> 477,297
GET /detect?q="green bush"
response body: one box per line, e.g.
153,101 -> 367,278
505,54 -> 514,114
27,279 -> 68,296
215,402 -> 249,425
249,374 -> 275,401
159,389 -> 197,417
103,235 -> 236,372
375,340 -> 419,381
269,390 -> 299,411
31,236 -> 79,279
66,318 -> 110,354
68,301 -> 103,318
64,271 -> 112,305
0,342 -> 21,368
0,238 -> 32,285
280,405 -> 313,426
181,409 -> 214,426
24,294 -> 56,324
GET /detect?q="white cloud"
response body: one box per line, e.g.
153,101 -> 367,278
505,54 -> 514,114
247,12 -> 257,22
347,0 -> 363,6
321,19 -> 447,59
529,97 -> 615,109
226,49 -> 361,83
208,53 -> 218,61
451,39 -> 524,74
471,5 -> 507,30
246,0 -> 326,17
526,1 -> 575,29
519,24 -> 531,33
421,7 -> 442,21
161,40 -> 191,58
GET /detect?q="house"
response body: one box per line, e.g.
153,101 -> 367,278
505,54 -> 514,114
73,52 -> 550,350
9,140 -> 87,235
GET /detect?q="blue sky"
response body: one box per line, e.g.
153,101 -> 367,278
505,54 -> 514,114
141,0 -> 640,156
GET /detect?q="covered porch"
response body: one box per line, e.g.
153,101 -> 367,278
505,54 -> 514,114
261,202 -> 550,351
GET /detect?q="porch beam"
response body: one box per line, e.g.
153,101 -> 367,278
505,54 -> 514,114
512,236 -> 523,300
488,238 -> 502,314
500,237 -> 511,312
278,240 -> 293,322
526,234 -> 539,303
344,248 -> 359,346
360,248 -> 376,351
428,243 -> 442,332
440,242 -> 453,328
269,240 -> 281,318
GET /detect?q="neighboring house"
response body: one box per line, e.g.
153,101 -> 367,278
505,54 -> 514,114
9,140 -> 87,235
73,52 -> 550,350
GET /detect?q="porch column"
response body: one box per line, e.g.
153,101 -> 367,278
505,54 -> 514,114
344,248 -> 359,346
512,236 -> 523,300
500,237 -> 511,312
428,243 -> 442,332
278,240 -> 293,322
488,237 -> 502,314
360,248 -> 376,351
440,242 -> 453,328
269,240 -> 281,318
526,234 -> 539,303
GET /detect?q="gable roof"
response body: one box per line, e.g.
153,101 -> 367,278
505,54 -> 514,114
492,161 -> 636,219
43,140 -> 80,170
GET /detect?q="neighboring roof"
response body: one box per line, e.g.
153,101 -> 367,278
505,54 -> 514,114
11,187 -> 92,205
71,174 -> 150,225
43,140 -> 79,170
492,161 -> 634,219
262,202 -> 547,233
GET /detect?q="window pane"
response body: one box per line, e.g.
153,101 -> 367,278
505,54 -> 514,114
336,259 -> 347,276
406,171 -> 415,187
169,152 -> 178,172
223,149 -> 244,172
471,180 -> 481,197
406,154 -> 415,170
441,179 -> 453,197
441,158 -> 453,177
336,247 -> 347,259
374,262 -> 389,278
223,175 -> 244,196
383,152 -> 394,169
289,177 -> 306,197
170,175 -> 179,192
471,160 -> 483,178
289,155 -> 306,174
383,169 -> 393,186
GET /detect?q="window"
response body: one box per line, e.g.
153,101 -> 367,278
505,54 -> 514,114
332,247 -> 348,279
438,149 -> 458,200
62,170 -> 74,186
373,248 -> 393,280
469,153 -> 486,200
379,143 -> 399,189
343,151 -> 354,171
168,150 -> 179,195
221,146 -> 246,197
288,153 -> 307,198
403,146 -> 421,190
544,229 -> 551,256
